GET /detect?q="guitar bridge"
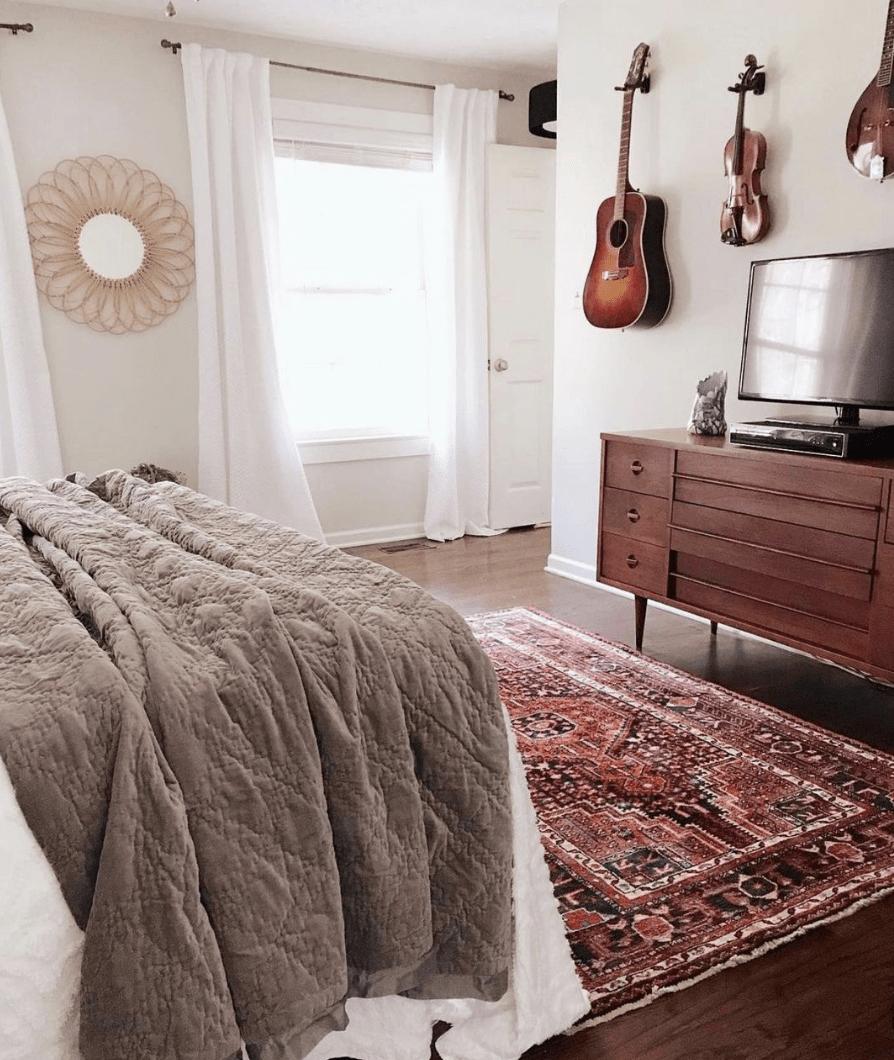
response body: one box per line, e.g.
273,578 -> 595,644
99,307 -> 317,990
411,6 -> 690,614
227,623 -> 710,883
602,268 -> 629,281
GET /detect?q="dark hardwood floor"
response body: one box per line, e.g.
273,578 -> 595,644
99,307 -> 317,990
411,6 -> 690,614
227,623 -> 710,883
347,527 -> 894,1060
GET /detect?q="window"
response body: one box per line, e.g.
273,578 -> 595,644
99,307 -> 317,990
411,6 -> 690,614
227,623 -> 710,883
272,101 -> 434,454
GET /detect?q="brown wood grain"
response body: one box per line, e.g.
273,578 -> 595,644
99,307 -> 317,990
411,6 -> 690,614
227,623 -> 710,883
673,477 -> 879,539
600,532 -> 667,596
601,430 -> 894,684
671,549 -> 871,629
671,500 -> 877,570
603,441 -> 674,498
675,448 -> 884,507
601,487 -> 670,546
669,525 -> 873,601
671,575 -> 869,659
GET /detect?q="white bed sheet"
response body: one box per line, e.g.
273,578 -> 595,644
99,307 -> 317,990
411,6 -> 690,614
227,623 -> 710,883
0,707 -> 587,1060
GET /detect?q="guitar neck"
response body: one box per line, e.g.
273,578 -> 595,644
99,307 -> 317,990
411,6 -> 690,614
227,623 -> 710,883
613,89 -> 635,220
878,0 -> 894,87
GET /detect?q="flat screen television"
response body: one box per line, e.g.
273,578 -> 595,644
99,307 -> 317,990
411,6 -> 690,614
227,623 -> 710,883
738,246 -> 894,427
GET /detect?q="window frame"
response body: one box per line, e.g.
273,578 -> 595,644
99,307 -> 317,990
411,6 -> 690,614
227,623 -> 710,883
271,98 -> 435,462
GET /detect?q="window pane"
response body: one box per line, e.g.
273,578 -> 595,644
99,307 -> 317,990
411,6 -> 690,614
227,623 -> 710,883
275,159 -> 427,290
277,291 -> 428,436
273,158 -> 431,439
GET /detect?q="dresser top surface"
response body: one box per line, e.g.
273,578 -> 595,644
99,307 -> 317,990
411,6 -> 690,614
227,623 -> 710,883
600,427 -> 894,473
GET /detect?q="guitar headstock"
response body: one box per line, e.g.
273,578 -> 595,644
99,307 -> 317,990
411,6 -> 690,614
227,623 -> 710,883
616,43 -> 651,94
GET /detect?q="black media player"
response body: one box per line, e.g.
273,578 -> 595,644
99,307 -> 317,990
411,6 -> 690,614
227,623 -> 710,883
728,419 -> 894,459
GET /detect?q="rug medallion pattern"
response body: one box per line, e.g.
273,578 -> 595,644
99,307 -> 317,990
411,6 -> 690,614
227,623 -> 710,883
466,608 -> 894,1024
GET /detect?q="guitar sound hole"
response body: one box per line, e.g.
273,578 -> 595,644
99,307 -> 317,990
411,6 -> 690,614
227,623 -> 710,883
609,219 -> 629,249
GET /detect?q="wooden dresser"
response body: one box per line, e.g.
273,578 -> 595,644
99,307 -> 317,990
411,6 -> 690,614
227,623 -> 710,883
597,427 -> 894,684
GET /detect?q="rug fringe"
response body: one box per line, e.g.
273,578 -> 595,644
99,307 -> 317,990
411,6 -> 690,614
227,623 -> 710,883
567,879 -> 894,1035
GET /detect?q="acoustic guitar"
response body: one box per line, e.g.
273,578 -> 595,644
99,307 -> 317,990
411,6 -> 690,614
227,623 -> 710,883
846,0 -> 894,180
582,43 -> 672,330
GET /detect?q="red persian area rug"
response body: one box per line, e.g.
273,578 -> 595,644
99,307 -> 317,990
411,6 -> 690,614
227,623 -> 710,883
466,607 -> 894,1029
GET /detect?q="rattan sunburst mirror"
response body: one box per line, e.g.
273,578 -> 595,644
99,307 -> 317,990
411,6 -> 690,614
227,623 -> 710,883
25,155 -> 195,334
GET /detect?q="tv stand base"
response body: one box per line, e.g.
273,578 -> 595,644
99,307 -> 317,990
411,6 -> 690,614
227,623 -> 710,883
599,428 -> 894,686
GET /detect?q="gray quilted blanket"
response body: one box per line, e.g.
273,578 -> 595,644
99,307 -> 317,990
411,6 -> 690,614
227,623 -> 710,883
0,473 -> 512,1060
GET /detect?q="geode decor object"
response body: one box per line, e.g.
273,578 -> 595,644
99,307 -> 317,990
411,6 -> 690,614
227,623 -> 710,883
687,371 -> 728,436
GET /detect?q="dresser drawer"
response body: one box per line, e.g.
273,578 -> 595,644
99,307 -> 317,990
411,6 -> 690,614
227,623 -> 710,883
670,526 -> 873,601
676,450 -> 883,508
671,551 -> 871,628
673,477 -> 880,539
600,532 -> 667,595
602,487 -> 669,546
670,574 -> 869,659
603,441 -> 673,498
672,500 -> 877,570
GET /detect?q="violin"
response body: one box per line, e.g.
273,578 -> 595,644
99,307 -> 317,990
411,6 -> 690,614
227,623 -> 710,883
721,55 -> 770,247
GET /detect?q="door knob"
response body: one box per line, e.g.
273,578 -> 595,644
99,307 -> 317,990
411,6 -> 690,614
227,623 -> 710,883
493,358 -> 509,372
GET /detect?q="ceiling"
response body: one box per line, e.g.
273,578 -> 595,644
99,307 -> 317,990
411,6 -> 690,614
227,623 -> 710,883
26,0 -> 560,71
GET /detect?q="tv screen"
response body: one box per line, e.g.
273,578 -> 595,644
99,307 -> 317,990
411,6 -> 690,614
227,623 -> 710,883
738,247 -> 894,419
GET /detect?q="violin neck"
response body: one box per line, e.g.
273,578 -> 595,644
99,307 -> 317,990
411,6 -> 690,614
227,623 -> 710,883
878,0 -> 894,88
614,89 -> 635,220
732,89 -> 747,175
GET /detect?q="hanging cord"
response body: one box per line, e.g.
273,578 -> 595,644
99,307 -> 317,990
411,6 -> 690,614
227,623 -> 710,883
159,40 -> 515,100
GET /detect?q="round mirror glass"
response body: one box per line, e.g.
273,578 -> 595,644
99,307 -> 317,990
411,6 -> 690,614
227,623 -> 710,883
78,213 -> 145,280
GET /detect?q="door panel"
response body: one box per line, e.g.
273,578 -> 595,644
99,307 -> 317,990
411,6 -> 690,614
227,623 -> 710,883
487,144 -> 556,529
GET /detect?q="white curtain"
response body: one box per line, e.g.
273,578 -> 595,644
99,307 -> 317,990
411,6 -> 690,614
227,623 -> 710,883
0,81 -> 62,480
423,85 -> 500,542
181,44 -> 324,541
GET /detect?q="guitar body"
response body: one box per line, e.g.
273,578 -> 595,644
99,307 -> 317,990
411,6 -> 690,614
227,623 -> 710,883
582,191 -> 672,329
846,78 -> 894,179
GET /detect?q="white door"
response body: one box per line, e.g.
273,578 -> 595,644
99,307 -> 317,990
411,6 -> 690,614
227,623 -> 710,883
486,144 -> 556,530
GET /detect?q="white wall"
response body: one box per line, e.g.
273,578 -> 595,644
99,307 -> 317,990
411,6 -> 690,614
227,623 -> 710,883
0,1 -> 555,543
550,0 -> 894,583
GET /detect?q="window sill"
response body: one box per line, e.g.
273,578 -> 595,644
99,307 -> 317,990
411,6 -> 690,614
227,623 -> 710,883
298,434 -> 430,465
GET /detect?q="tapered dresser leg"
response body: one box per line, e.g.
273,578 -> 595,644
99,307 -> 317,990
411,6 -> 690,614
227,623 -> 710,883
634,595 -> 648,651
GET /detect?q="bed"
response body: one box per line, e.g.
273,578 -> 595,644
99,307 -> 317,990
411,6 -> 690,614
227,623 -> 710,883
0,471 -> 587,1060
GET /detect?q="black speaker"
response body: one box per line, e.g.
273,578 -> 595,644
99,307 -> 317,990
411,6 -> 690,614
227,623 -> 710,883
528,80 -> 557,139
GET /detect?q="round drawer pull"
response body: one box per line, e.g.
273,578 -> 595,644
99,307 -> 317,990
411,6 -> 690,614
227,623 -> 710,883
626,554 -> 639,569
626,508 -> 641,523
630,460 -> 644,475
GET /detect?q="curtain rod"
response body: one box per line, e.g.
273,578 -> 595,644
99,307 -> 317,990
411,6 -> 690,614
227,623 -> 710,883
1,23 -> 33,34
160,40 -> 515,100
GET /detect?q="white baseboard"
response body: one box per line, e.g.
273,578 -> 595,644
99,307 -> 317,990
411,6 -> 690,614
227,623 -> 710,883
326,522 -> 426,549
544,553 -> 598,586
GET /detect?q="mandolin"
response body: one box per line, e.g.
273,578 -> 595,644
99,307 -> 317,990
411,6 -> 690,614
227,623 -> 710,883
582,43 -> 672,330
721,55 -> 770,247
846,0 -> 894,180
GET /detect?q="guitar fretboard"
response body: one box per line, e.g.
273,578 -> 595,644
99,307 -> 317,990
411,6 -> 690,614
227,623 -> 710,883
878,0 -> 894,87
614,90 -> 635,220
